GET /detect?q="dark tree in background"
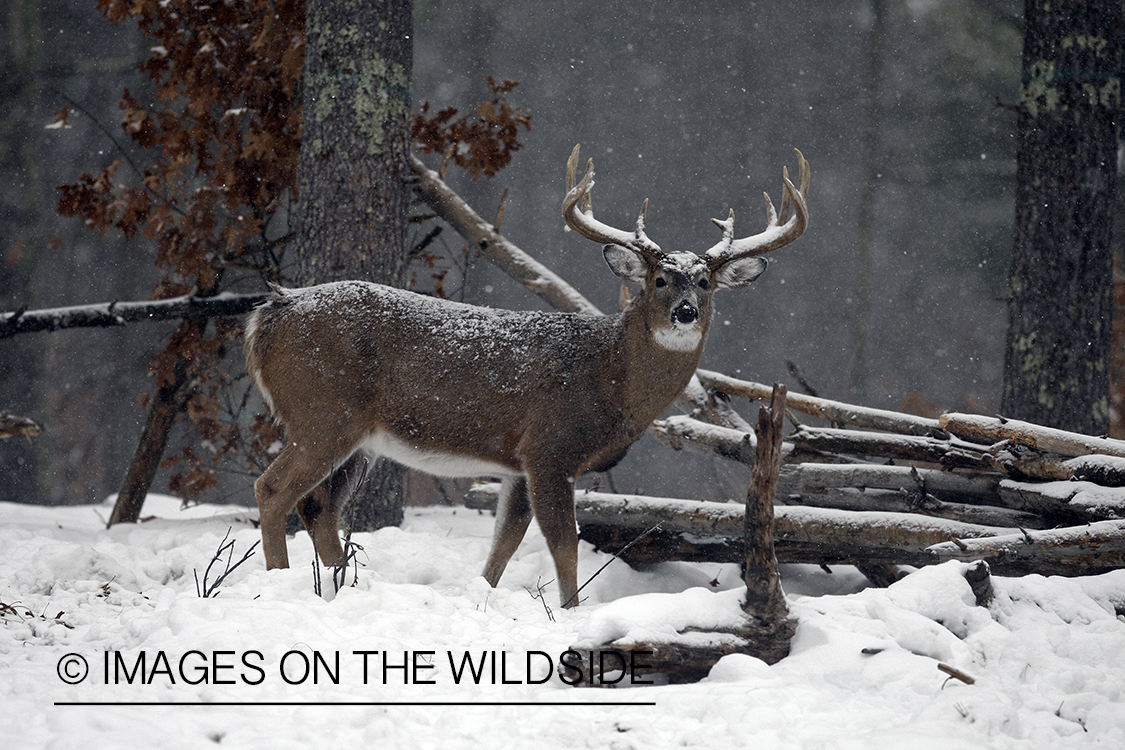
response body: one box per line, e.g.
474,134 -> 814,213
1002,0 -> 1122,435
0,0 -> 43,500
294,0 -> 414,532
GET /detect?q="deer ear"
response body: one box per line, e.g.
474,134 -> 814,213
712,256 -> 768,290
603,244 -> 649,284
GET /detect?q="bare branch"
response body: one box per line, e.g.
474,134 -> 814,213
411,153 -> 601,316
0,292 -> 269,339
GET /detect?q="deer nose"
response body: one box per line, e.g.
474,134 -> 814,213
672,300 -> 698,326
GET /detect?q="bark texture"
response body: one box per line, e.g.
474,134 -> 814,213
739,383 -> 795,662
1002,0 -> 1122,434
291,0 -> 413,533
294,0 -> 413,288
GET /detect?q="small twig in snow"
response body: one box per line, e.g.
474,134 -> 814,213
195,528 -> 259,598
526,577 -> 556,622
561,522 -> 663,609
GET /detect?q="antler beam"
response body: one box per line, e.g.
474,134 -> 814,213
704,148 -> 810,268
562,144 -> 665,263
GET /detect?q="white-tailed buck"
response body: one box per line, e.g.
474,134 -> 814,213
245,145 -> 809,607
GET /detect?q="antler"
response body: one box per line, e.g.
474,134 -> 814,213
704,148 -> 810,269
562,144 -> 665,263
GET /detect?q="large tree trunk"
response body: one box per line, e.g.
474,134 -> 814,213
1002,0 -> 1122,435
293,0 -> 413,533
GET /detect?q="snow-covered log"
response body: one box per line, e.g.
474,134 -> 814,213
778,463 -> 1000,502
573,491 -> 1011,566
0,292 -> 269,339
788,425 -> 994,470
997,479 -> 1125,521
779,486 -> 1047,529
940,412 -> 1125,459
695,369 -> 943,437
651,415 -> 763,466
927,520 -> 1125,573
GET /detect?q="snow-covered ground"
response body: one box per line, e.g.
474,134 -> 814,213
1,494 -> 1123,749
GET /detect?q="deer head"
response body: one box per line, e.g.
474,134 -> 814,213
244,145 -> 809,608
563,144 -> 809,355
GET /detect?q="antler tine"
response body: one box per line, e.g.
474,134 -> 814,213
704,149 -> 810,266
562,144 -> 664,260
777,150 -> 812,225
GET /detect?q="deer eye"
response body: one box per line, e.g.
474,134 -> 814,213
654,277 -> 668,288
698,278 -> 710,290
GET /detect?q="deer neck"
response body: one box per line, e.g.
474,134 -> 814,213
616,299 -> 708,425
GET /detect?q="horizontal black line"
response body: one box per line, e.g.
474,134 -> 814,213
54,701 -> 656,707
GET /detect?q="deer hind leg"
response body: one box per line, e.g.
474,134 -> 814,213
526,472 -> 580,608
296,453 -> 370,567
254,440 -> 353,570
482,476 -> 532,589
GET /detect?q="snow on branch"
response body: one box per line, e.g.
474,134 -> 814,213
411,154 -> 602,317
0,292 -> 269,339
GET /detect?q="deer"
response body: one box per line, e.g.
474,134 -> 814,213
243,144 -> 810,607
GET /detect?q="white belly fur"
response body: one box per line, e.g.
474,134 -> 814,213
358,430 -> 521,479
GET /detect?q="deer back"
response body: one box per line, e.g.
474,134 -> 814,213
244,280 -> 702,478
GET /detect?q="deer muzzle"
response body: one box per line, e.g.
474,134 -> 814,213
672,300 -> 699,326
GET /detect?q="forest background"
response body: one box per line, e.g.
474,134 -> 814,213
1,0 -> 1115,510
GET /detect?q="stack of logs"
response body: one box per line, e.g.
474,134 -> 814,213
469,369 -> 1125,585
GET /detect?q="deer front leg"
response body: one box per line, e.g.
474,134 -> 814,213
527,472 -> 580,608
482,476 -> 532,588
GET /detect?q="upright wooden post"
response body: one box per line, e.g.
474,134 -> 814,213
741,383 -> 795,660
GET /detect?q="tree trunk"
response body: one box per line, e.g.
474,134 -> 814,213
108,320 -> 199,525
1002,0 -> 1122,434
293,0 -> 413,533
294,0 -> 412,288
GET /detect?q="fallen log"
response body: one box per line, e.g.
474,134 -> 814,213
779,487 -> 1049,529
987,449 -> 1125,487
788,425 -> 994,470
575,492 -> 1013,568
652,415 -> 761,466
998,479 -> 1125,521
940,413 -> 1125,460
927,520 -> 1125,574
696,369 -> 943,437
568,490 -> 1123,576
0,292 -> 269,339
411,154 -> 602,317
778,463 -> 1000,503
468,475 -> 1125,576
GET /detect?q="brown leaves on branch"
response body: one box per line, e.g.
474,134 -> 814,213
413,77 -> 532,179
59,0 -> 305,294
52,0 -> 307,504
50,0 -> 530,505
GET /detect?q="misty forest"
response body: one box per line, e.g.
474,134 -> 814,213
6,0 -> 1099,512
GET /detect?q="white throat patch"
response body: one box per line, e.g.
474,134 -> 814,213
652,325 -> 703,352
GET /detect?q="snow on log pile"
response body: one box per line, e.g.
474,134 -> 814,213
468,371 -> 1125,580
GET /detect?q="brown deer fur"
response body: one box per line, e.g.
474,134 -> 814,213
244,145 -> 809,607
